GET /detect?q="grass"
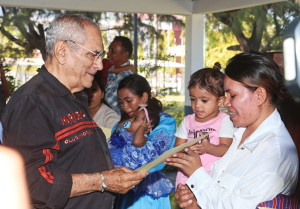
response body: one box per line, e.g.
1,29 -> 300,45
157,95 -> 184,209
158,95 -> 185,128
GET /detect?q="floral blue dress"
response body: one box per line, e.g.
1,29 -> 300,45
108,112 -> 176,209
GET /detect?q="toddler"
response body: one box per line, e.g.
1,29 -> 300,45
175,68 -> 235,187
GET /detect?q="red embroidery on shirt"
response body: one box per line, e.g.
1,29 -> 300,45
61,111 -> 85,125
38,166 -> 54,184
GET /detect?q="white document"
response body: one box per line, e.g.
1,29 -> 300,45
135,132 -> 211,172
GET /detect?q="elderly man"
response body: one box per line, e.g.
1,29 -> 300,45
1,14 -> 147,209
105,36 -> 135,115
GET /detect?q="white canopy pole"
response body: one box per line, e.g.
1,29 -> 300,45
184,13 -> 205,114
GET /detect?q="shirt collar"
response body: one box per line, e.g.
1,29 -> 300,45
38,65 -> 88,107
236,109 -> 280,152
38,65 -> 70,97
109,61 -> 130,72
120,61 -> 130,67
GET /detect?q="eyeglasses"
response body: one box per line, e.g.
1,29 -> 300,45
64,40 -> 106,61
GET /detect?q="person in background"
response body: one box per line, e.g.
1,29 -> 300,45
0,62 -> 10,117
100,58 -> 135,86
1,14 -> 147,209
174,68 -> 234,188
114,74 -> 176,209
85,72 -> 120,138
166,52 -> 299,209
105,36 -> 135,115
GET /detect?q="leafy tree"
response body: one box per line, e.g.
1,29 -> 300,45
0,7 -> 103,61
204,17 -> 239,68
211,1 -> 300,53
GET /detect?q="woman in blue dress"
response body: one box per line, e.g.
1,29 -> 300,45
110,74 -> 176,209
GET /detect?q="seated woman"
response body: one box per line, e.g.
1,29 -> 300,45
166,52 -> 299,209
85,72 -> 120,138
112,74 -> 176,209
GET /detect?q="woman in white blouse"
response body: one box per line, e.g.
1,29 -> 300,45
165,52 -> 299,209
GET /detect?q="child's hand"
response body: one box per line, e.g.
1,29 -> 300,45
190,138 -> 211,155
140,118 -> 153,134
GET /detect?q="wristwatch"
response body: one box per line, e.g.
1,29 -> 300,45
100,173 -> 107,192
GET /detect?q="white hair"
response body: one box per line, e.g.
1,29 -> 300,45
45,14 -> 100,56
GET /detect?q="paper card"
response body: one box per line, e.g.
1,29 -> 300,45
135,132 -> 212,172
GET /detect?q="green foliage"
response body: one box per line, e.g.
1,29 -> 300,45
209,1 -> 300,53
4,66 -> 17,94
205,16 -> 239,68
170,192 -> 180,209
160,96 -> 184,128
205,1 -> 300,67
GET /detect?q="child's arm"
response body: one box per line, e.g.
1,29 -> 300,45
111,65 -> 136,74
174,137 -> 187,147
191,137 -> 232,157
174,118 -> 188,147
132,119 -> 153,147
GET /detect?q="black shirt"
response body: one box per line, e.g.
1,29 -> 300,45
1,66 -> 115,209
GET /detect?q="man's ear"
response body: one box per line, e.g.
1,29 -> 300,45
218,96 -> 225,107
142,92 -> 149,104
255,87 -> 267,106
54,41 -> 67,64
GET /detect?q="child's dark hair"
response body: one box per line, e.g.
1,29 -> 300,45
144,99 -> 160,129
188,68 -> 225,97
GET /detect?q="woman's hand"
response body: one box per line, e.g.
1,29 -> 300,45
165,148 -> 202,177
175,184 -> 200,209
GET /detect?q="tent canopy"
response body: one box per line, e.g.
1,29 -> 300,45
0,0 -> 283,15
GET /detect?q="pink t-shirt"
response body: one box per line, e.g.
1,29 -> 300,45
175,112 -> 227,186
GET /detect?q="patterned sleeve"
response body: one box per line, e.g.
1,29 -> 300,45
121,112 -> 176,172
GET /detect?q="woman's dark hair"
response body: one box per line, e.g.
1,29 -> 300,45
225,52 -> 288,107
188,68 -> 225,97
118,74 -> 162,121
90,72 -> 110,107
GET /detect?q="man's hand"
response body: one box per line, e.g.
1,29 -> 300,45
175,184 -> 200,209
103,167 -> 147,194
70,167 -> 147,197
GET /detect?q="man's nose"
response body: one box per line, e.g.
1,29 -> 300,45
94,58 -> 103,71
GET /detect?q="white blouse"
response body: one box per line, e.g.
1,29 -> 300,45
186,109 -> 299,209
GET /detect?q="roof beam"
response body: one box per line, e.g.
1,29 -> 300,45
0,0 -> 193,15
193,0 -> 285,14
